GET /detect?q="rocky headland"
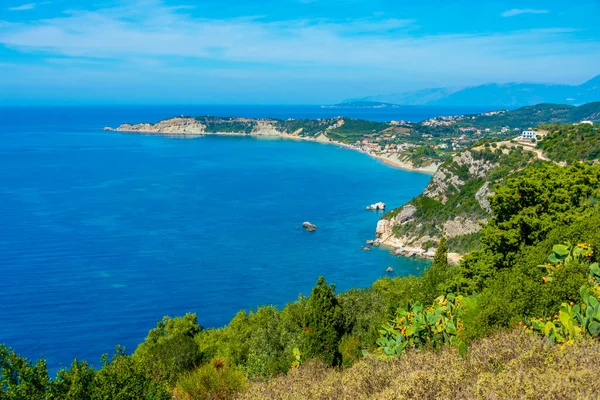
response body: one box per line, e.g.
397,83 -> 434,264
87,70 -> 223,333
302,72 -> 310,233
375,143 -> 548,262
108,117 -> 438,174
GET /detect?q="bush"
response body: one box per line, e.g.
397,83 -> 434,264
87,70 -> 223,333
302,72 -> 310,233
174,358 -> 247,400
91,347 -> 170,400
50,359 -> 95,400
0,345 -> 50,400
133,313 -> 202,384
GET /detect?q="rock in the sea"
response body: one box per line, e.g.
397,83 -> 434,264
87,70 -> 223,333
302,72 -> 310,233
103,127 -> 114,131
364,247 -> 371,251
366,240 -> 374,245
366,202 -> 386,211
373,239 -> 381,247
386,267 -> 394,273
302,222 -> 317,232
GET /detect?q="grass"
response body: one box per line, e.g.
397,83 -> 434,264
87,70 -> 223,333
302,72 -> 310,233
174,358 -> 247,400
239,329 -> 600,399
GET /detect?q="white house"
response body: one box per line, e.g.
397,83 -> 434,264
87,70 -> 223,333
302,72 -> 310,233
521,130 -> 538,140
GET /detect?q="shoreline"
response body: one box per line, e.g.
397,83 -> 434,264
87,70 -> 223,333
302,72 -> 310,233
110,128 -> 439,175
111,125 -> 445,264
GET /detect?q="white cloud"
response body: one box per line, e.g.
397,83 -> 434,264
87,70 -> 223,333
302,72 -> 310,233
501,8 -> 549,17
0,0 -> 597,101
8,3 -> 36,11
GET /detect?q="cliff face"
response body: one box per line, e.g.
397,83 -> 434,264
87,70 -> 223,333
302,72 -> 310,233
377,144 -> 539,257
116,118 -> 209,134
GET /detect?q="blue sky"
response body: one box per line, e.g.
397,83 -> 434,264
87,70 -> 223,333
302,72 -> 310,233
0,0 -> 599,104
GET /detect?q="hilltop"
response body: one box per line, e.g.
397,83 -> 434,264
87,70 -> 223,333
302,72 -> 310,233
348,74 -> 600,108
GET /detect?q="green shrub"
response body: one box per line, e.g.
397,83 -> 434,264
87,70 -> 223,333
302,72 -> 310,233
174,358 -> 247,400
0,345 -> 50,400
50,359 -> 95,400
133,313 -> 202,384
90,347 -> 170,400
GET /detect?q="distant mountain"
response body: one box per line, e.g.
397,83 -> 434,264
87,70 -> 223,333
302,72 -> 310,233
347,75 -> 600,108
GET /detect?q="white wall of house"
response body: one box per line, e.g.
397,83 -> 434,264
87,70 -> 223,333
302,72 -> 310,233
521,130 -> 537,139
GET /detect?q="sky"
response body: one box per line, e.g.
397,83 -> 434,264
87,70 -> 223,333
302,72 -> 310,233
0,0 -> 599,105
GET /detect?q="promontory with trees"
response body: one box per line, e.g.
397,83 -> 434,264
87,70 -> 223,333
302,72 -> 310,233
3,105 -> 600,399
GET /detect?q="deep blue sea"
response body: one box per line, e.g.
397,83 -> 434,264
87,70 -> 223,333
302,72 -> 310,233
0,105 -> 488,372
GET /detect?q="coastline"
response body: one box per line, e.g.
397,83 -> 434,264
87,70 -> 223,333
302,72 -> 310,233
110,122 -> 442,264
110,127 -> 439,174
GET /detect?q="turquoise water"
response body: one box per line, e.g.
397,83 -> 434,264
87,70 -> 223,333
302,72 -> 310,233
0,105 -> 463,371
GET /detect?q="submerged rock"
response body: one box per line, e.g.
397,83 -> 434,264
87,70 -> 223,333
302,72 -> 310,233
302,222 -> 317,232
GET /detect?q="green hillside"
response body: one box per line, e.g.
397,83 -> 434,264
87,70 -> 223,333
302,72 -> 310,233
537,123 -> 600,163
460,102 -> 600,130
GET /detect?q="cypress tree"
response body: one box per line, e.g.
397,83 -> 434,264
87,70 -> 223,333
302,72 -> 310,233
433,236 -> 449,270
421,236 -> 451,302
303,277 -> 344,366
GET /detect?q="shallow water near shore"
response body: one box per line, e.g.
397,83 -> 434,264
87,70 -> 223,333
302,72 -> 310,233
0,105 -> 483,372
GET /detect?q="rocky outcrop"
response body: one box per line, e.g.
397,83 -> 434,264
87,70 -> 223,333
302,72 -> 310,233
376,219 -> 391,239
424,150 -> 497,203
475,182 -> 493,213
116,118 -> 207,135
443,217 -> 483,238
366,202 -> 386,211
302,222 -> 317,232
374,147 -> 534,261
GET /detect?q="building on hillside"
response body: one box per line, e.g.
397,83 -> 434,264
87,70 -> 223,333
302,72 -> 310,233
521,130 -> 537,140
580,121 -> 594,125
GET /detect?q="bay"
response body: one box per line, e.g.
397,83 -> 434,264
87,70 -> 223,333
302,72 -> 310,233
0,105 -> 483,371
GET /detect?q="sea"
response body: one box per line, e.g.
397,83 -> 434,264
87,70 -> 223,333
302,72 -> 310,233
0,104 -> 493,372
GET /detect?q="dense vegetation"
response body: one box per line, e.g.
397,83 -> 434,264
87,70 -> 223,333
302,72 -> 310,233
194,117 -> 256,134
537,123 -> 600,163
273,118 -> 332,137
324,118 -> 391,142
456,102 -> 600,130
4,125 -> 600,398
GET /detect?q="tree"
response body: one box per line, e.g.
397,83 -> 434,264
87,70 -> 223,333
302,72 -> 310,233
0,345 -> 49,400
91,346 -> 170,400
50,359 -> 95,400
420,236 -> 453,303
133,313 -> 202,384
433,236 -> 449,269
303,277 -> 344,366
